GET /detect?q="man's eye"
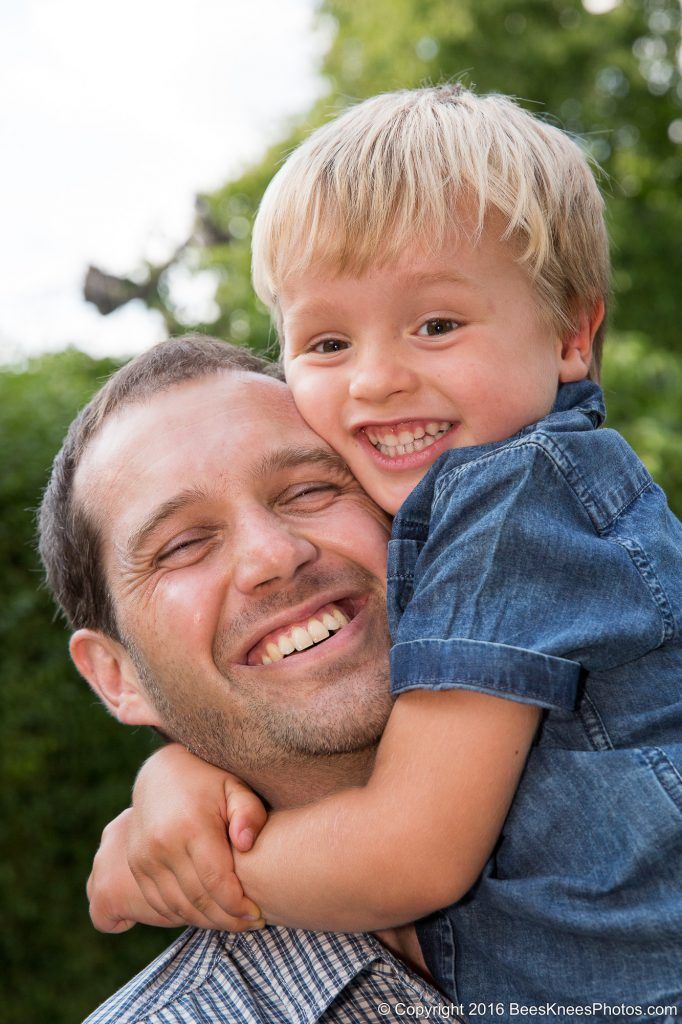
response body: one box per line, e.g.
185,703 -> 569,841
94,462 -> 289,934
279,483 -> 341,508
158,539 -> 198,560
157,536 -> 209,564
416,318 -> 459,338
289,484 -> 337,500
310,338 -> 350,354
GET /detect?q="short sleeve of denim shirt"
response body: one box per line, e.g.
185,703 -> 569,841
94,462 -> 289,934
388,439 -> 661,712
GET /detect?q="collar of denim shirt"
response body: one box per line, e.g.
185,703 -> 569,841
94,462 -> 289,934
392,380 -> 606,535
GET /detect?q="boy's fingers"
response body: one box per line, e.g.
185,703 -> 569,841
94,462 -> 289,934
169,859 -> 263,929
87,865 -> 174,933
186,836 -> 262,920
224,780 -> 268,851
138,863 -> 263,932
233,827 -> 255,852
129,827 -> 259,920
127,861 -> 191,925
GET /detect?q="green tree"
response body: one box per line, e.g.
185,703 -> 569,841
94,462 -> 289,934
0,351 -> 176,1022
86,0 -> 681,508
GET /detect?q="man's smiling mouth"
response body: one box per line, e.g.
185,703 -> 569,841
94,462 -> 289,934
246,600 -> 355,666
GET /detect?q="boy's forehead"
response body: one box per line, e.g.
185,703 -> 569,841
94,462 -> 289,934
279,221 -> 523,307
276,199 -> 511,285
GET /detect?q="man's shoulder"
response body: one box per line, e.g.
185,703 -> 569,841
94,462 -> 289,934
82,926 -> 448,1024
82,928 -> 228,1024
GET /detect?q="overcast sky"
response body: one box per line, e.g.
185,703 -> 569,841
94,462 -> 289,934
1,0 -> 324,363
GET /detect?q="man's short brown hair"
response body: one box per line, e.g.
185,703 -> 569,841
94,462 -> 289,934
38,335 -> 281,639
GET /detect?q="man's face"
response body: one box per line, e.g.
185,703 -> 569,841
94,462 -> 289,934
76,372 -> 393,784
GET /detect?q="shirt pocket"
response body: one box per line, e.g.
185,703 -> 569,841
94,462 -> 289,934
387,538 -> 422,639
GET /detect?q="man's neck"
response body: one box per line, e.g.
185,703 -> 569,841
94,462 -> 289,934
247,747 -> 376,810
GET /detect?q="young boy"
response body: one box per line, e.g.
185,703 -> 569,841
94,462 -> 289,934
89,86 -> 682,1014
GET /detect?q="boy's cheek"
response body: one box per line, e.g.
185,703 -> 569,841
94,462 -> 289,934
286,369 -> 342,445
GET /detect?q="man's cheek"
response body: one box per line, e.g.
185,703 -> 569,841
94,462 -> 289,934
152,572 -> 219,643
321,502 -> 390,575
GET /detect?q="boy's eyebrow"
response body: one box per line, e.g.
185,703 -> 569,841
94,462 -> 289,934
405,269 -> 475,289
282,298 -> 338,324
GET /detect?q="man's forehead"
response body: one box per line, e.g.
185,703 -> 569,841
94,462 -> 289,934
75,371 -> 331,517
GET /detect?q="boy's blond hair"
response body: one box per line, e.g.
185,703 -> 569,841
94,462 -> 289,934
252,85 -> 610,377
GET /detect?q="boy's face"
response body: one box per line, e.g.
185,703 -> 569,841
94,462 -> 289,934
281,222 -> 593,514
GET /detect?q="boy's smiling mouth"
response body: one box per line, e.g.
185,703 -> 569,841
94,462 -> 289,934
355,419 -> 458,467
363,419 -> 453,458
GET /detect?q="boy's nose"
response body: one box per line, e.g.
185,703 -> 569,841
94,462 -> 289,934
348,344 -> 419,404
231,509 -> 317,594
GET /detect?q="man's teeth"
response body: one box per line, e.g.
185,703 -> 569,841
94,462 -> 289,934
260,606 -> 349,665
366,422 -> 452,458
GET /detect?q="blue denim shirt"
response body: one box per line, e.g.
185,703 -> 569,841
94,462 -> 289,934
388,381 -> 682,1016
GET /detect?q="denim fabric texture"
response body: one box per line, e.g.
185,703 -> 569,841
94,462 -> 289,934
388,382 -> 682,1017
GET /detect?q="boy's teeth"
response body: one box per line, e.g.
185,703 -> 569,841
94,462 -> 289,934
370,421 -> 452,458
259,605 -> 350,664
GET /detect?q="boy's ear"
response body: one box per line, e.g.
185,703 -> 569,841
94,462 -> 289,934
69,629 -> 163,728
559,299 -> 605,383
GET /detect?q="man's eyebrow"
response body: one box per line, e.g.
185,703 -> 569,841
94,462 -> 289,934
252,445 -> 352,481
124,486 -> 211,558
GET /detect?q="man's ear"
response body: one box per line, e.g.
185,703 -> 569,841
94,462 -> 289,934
69,629 -> 163,728
559,298 -> 605,383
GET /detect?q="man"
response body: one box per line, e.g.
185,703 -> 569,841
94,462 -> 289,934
39,335 -> 451,1023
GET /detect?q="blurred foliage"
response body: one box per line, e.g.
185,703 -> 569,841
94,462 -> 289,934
0,352 -> 176,1022
3,1 -> 681,1020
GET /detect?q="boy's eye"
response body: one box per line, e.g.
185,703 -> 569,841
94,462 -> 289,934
310,338 -> 350,354
417,318 -> 459,338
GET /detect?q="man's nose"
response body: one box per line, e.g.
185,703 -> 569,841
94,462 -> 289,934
230,508 -> 317,594
348,337 -> 419,404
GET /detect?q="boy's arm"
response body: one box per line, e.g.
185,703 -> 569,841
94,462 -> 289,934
89,690 -> 537,934
234,687 -> 539,931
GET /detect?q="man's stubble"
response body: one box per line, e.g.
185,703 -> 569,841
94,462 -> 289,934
123,565 -> 393,784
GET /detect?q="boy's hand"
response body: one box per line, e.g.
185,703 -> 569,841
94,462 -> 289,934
124,744 -> 266,929
87,808 -> 187,932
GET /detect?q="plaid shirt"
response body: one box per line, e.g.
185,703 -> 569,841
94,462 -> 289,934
83,925 -> 455,1023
